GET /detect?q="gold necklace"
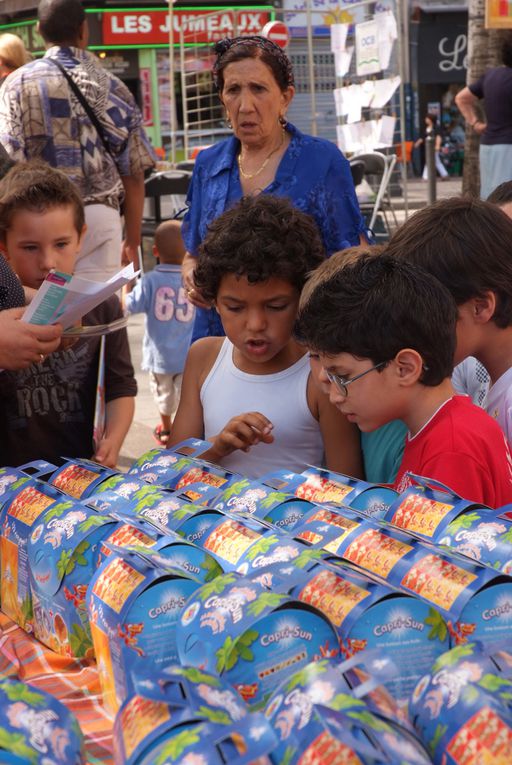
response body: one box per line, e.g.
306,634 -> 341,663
237,132 -> 285,180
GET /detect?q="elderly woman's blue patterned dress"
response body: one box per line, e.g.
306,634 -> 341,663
182,123 -> 366,340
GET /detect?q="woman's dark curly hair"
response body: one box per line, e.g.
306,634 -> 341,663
194,194 -> 326,302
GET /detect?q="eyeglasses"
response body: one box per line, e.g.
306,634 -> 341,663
325,361 -> 388,397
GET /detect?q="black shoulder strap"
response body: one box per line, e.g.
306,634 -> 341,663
47,56 -> 117,163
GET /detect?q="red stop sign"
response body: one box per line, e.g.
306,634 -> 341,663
261,21 -> 290,49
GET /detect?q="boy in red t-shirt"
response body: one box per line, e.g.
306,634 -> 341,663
295,252 -> 512,508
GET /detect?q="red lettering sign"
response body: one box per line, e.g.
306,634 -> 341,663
139,68 -> 153,126
102,10 -> 271,46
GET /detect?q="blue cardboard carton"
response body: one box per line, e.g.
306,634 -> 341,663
236,537 -> 325,577
95,516 -> 161,568
263,468 -> 397,517
96,519 -> 225,582
177,571 -> 339,707
384,476 -> 490,542
28,501 -> 117,656
261,558 -> 449,704
0,480 -> 65,630
294,507 -> 422,582
191,514 -> 285,572
88,487 -> 180,519
0,677 -> 84,764
294,506 -> 512,652
293,505 -> 366,550
0,460 -> 55,503
114,664 -> 250,764
127,439 -> 210,479
265,658 -> 431,765
127,439 -> 241,495
379,542 -> 512,650
87,547 -> 202,715
87,474 -> 168,513
49,458 -> 117,499
117,714 -> 276,765
439,508 -> 512,572
409,642 -> 512,765
212,477 -> 316,532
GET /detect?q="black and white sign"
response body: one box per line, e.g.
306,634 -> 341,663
418,19 -> 468,83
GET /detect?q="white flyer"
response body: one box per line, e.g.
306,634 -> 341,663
355,20 -> 381,76
22,263 -> 138,330
334,46 -> 354,77
330,23 -> 349,52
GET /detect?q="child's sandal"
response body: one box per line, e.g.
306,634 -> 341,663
153,424 -> 171,446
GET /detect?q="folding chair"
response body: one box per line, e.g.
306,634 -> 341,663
141,170 -> 192,240
349,159 -> 365,188
351,151 -> 398,237
175,160 -> 196,172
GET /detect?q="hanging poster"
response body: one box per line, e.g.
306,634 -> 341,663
485,0 -> 512,28
355,20 -> 381,76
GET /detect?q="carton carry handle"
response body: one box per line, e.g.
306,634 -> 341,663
18,460 -> 57,478
403,472 -> 462,498
335,650 -> 397,698
171,438 -> 213,458
315,705 -> 389,760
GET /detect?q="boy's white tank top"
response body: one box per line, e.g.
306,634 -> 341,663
200,338 -> 324,478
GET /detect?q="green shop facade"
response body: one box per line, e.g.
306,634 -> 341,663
0,5 -> 274,153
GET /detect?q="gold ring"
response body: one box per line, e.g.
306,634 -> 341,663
39,353 -> 44,363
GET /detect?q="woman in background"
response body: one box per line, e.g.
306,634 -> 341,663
0,33 -> 31,87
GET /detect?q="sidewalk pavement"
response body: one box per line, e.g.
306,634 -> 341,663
118,312 -> 157,470
394,175 -> 463,215
118,174 -> 464,469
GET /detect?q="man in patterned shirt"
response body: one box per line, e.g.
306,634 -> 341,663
0,0 -> 155,280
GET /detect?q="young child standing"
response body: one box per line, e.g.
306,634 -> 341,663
126,220 -> 194,446
169,194 -> 363,479
0,160 -> 137,467
295,252 -> 512,507
386,196 -> 512,448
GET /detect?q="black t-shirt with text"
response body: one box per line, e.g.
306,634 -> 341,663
0,296 -> 137,467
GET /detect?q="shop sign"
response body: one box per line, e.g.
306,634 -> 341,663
282,0 -> 392,37
102,9 -> 271,45
140,68 -> 153,127
418,22 -> 467,83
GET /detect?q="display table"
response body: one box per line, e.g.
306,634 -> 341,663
0,611 -> 114,765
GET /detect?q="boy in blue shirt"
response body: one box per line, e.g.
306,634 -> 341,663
126,220 -> 195,445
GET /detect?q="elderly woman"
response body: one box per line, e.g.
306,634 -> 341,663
182,35 -> 366,339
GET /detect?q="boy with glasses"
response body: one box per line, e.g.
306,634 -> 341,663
295,251 -> 512,507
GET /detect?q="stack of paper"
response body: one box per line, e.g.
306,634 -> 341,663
22,264 -> 138,332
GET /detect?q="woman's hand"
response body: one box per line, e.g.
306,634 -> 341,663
208,412 -> 274,461
473,120 -> 487,136
0,308 -> 62,369
182,251 -> 212,309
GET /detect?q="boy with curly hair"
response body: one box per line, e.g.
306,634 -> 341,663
169,194 -> 363,479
